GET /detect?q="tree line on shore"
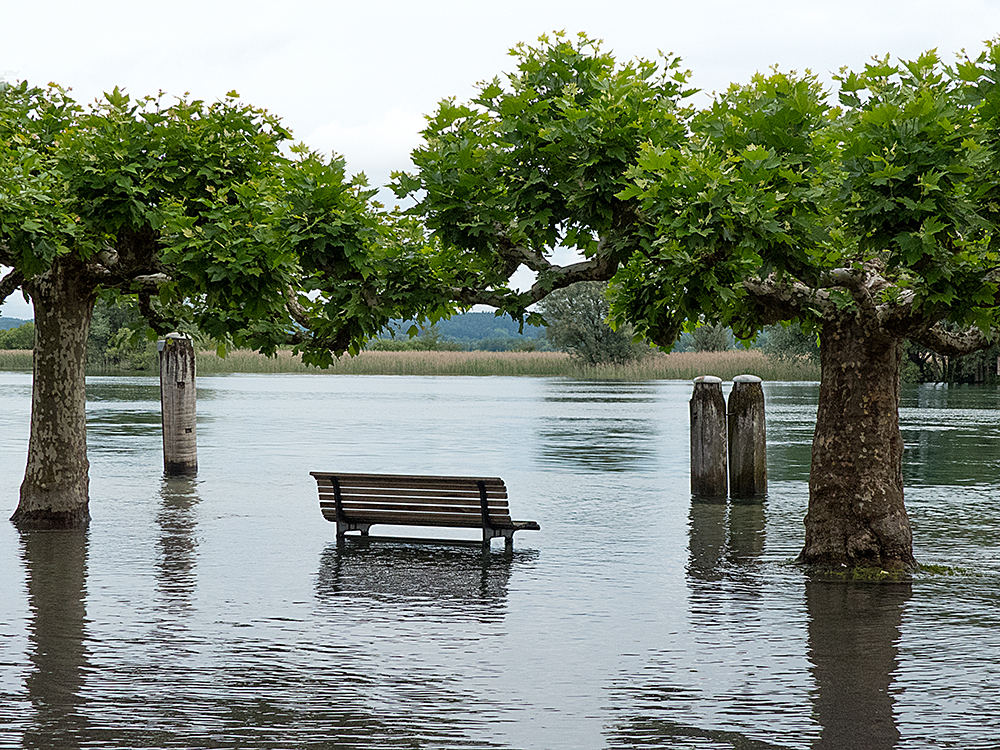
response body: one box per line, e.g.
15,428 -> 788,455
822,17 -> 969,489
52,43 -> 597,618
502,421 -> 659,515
4,283 -> 997,383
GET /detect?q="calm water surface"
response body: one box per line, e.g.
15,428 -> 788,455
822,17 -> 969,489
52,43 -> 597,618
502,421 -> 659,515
0,373 -> 998,749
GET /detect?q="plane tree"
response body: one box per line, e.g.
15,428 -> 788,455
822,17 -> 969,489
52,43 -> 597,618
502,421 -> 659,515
396,34 -> 1000,571
0,82 -> 451,529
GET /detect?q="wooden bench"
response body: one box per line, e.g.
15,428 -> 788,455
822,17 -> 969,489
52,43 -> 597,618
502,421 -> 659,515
311,472 -> 540,547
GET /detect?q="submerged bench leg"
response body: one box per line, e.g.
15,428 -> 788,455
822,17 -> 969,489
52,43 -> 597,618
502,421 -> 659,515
483,528 -> 516,551
337,521 -> 372,538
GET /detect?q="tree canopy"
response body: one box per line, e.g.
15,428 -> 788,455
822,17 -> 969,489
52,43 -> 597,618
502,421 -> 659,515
612,48 -> 1000,352
0,81 -> 452,364
392,32 -> 694,318
397,33 -> 1000,570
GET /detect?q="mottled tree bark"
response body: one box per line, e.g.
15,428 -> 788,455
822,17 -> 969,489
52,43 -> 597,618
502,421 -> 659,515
798,314 -> 916,570
11,257 -> 96,529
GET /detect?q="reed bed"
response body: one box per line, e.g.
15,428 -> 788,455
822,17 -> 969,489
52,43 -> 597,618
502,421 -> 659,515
195,348 -> 819,381
1,347 -> 820,381
0,350 -> 33,371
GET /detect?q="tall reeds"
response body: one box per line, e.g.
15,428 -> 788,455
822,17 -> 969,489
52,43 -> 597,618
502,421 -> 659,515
195,348 -> 819,380
0,347 -> 820,380
0,350 -> 33,371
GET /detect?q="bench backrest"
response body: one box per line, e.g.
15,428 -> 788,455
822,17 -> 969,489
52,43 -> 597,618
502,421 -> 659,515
310,472 -> 516,529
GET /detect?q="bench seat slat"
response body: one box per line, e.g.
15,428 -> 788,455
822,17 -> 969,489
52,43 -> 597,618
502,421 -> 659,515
322,500 -> 508,514
320,486 -> 508,501
312,472 -> 504,489
319,508 -> 531,529
323,508 -> 538,531
319,492 -> 509,508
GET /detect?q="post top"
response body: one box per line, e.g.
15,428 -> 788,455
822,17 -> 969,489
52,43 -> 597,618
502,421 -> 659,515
733,374 -> 763,384
157,332 -> 193,352
693,375 -> 723,385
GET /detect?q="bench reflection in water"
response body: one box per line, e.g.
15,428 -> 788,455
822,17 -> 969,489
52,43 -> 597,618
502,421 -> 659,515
315,542 -> 537,621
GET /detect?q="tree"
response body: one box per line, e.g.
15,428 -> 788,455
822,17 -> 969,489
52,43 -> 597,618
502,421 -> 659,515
397,34 -> 1000,571
761,322 -> 820,362
691,323 -> 732,352
1,82 -> 450,529
538,281 -> 647,365
86,296 -> 155,370
0,320 -> 33,349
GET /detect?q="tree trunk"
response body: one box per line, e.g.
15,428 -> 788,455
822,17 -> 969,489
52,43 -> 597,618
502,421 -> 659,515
10,258 -> 96,529
798,314 -> 916,571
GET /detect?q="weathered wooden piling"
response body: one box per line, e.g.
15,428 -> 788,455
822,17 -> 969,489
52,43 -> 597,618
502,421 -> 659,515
158,333 -> 197,476
690,376 -> 727,499
727,374 -> 767,499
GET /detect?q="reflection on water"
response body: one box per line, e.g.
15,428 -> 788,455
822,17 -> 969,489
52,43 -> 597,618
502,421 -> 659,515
2,374 -> 1000,749
606,495 -> 809,749
316,542 -> 535,623
535,381 -> 660,472
156,478 -> 200,611
807,580 -> 910,750
20,530 -> 90,750
687,498 -> 767,582
901,385 -> 1000,487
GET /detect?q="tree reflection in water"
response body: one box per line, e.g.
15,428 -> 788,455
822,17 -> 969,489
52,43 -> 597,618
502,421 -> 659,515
608,497 -> 910,748
20,529 -> 91,750
806,578 -> 910,750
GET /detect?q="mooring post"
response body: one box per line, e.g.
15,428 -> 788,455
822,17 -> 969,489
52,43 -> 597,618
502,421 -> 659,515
158,333 -> 197,476
690,376 -> 727,499
728,374 -> 766,499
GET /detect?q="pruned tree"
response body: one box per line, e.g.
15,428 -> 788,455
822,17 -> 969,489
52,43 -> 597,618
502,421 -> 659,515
0,82 -> 451,529
397,33 -> 1000,571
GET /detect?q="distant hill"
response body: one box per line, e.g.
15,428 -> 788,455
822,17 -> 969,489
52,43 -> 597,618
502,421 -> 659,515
0,317 -> 30,330
376,312 -> 547,351
435,312 -> 545,342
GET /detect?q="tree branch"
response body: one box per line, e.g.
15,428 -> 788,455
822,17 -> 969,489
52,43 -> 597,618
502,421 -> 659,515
742,273 -> 833,322
450,253 -> 618,309
911,322 -> 998,356
284,286 -> 312,330
0,268 -> 25,305
137,288 -> 177,335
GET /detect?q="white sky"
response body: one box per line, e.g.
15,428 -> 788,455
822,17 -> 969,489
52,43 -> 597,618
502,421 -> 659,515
3,0 -> 999,320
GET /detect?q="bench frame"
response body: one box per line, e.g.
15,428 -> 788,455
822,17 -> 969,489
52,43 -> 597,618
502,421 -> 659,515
311,472 -> 540,548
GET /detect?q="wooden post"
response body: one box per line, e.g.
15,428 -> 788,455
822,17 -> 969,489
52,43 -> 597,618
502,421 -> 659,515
728,374 -> 767,499
158,333 -> 197,476
690,376 -> 727,499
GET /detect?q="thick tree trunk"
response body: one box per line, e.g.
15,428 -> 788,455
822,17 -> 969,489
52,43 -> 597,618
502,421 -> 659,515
10,258 -> 96,529
798,314 -> 916,571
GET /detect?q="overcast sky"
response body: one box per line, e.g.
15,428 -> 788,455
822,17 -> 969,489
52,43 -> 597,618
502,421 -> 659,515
3,0 -> 999,319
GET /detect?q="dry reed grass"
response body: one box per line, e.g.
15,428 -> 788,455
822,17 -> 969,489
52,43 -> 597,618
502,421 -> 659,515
0,347 -> 820,381
0,350 -> 33,370
195,348 -> 819,381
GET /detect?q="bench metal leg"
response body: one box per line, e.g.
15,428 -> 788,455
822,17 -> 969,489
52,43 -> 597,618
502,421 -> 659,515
483,528 -> 516,551
337,521 -> 372,538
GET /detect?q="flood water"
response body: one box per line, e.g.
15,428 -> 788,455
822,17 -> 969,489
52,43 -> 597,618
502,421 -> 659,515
0,372 -> 998,749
